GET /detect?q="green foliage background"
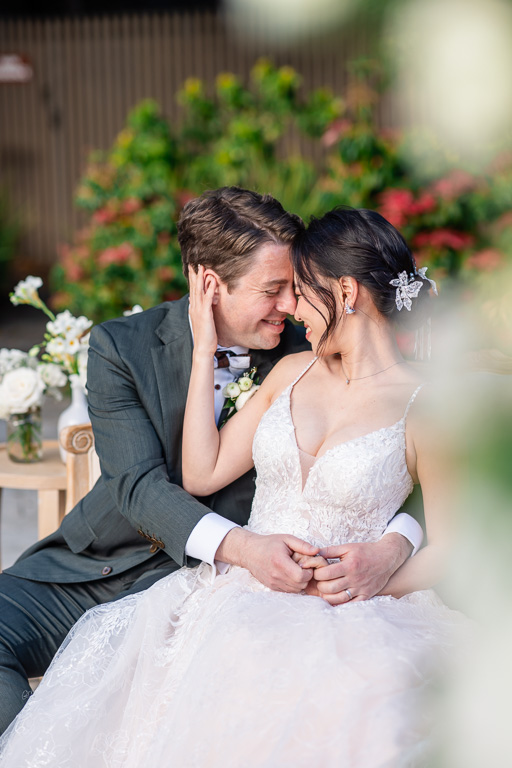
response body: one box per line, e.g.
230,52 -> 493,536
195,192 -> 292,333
52,59 -> 512,326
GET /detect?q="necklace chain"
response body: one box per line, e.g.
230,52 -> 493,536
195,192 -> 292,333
340,360 -> 404,385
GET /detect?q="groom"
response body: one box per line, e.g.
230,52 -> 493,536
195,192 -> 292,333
0,187 -> 422,734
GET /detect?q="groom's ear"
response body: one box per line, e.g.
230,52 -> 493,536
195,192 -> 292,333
203,268 -> 222,305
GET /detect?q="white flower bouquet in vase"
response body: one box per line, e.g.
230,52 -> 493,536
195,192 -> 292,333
0,276 -> 92,463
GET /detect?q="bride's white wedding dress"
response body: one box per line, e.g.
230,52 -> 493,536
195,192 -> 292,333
0,362 -> 465,768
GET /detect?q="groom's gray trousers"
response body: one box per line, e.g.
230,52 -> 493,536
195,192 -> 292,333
0,555 -> 178,735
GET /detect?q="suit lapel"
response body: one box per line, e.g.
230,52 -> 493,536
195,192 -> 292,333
151,296 -> 192,478
250,348 -> 280,380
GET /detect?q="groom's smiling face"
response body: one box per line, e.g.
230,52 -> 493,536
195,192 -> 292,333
213,242 -> 297,350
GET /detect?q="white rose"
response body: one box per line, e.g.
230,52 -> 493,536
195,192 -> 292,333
223,381 -> 241,399
0,367 -> 45,416
237,376 -> 253,392
235,384 -> 260,411
38,362 -> 67,388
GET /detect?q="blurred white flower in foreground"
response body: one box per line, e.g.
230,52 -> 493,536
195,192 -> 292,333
423,266 -> 512,766
387,0 -> 512,165
223,0 -> 355,42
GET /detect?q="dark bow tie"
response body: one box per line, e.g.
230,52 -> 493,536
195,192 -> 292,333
216,350 -> 235,368
215,349 -> 251,368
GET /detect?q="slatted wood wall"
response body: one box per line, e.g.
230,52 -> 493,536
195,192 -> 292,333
0,12 -> 382,280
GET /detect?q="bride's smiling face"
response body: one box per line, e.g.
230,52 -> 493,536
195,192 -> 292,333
294,279 -> 343,355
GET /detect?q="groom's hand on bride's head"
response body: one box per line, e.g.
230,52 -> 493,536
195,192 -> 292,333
312,536 -> 412,606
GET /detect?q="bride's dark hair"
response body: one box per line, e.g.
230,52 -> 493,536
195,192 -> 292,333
292,207 -> 432,352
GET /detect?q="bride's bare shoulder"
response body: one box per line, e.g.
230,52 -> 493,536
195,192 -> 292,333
273,350 -> 316,378
262,351 -> 316,396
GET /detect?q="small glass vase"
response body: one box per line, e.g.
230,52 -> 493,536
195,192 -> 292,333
7,407 -> 43,463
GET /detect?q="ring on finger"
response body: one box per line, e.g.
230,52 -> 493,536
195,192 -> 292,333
345,588 -> 353,600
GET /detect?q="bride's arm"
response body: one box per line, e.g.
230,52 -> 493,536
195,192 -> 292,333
377,400 -> 456,597
182,266 -> 295,496
182,362 -> 272,496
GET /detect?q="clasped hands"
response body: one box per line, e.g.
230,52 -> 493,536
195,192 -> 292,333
228,530 -> 411,606
292,549 -> 372,605
291,545 -> 393,605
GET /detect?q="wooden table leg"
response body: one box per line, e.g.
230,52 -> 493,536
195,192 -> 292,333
38,489 -> 66,540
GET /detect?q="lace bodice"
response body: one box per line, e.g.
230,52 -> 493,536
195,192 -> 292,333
248,358 -> 422,548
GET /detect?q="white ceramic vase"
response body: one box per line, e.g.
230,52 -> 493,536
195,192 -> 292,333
57,379 -> 90,463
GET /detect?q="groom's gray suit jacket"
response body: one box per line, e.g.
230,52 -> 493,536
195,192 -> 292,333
6,296 -> 309,584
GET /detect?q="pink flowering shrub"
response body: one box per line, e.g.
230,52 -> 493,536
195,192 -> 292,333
52,60 -> 512,322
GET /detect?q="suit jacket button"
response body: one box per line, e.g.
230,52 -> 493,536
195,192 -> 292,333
101,566 -> 112,576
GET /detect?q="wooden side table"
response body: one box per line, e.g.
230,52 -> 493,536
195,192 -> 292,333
0,440 -> 67,569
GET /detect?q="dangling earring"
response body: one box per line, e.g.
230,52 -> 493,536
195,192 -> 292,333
345,303 -> 355,315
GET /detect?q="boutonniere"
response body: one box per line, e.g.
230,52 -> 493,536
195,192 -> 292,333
220,366 -> 260,427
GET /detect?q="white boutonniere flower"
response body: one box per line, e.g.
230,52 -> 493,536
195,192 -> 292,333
223,381 -> 241,400
220,366 -> 260,427
235,385 -> 260,411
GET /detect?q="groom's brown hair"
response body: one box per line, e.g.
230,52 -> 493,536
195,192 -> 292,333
178,186 -> 303,291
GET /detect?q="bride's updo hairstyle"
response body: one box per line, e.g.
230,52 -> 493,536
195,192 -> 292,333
292,207 -> 432,352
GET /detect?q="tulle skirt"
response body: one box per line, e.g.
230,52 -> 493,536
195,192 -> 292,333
0,563 -> 465,768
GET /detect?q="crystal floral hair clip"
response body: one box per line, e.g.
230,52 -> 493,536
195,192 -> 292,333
389,267 -> 438,311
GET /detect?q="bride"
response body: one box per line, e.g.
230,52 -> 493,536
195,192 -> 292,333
0,208 -> 464,767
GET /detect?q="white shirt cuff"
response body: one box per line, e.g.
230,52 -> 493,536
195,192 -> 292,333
382,512 -> 423,556
185,512 -> 240,574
